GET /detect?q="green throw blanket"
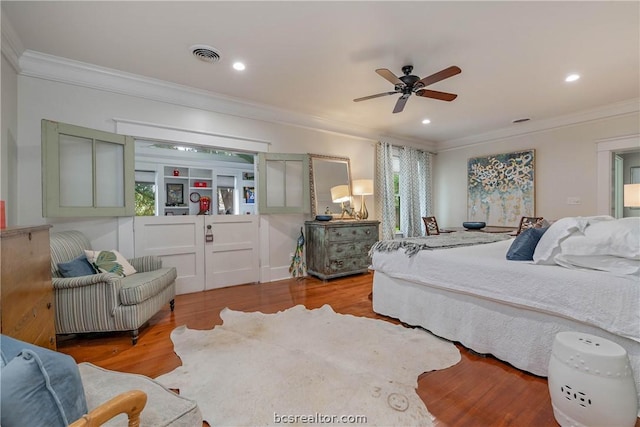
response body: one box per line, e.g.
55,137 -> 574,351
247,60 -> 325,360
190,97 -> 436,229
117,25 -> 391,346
369,232 -> 512,257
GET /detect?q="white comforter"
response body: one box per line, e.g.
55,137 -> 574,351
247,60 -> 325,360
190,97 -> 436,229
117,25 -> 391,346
371,239 -> 640,343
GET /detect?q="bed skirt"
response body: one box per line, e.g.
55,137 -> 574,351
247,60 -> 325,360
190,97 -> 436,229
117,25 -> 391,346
372,270 -> 640,415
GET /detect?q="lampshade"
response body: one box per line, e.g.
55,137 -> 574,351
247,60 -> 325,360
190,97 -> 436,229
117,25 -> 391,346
330,185 -> 351,203
624,184 -> 640,207
352,179 -> 374,196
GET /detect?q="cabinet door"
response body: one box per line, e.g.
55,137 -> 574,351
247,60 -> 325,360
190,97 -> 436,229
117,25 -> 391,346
204,215 -> 259,289
257,153 -> 310,214
134,215 -> 205,294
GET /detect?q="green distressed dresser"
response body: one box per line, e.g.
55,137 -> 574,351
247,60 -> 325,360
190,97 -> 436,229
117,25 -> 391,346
305,220 -> 380,280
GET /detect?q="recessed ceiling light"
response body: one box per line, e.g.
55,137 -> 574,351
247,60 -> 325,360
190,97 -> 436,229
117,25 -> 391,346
233,62 -> 246,71
421,119 -> 431,125
565,73 -> 580,82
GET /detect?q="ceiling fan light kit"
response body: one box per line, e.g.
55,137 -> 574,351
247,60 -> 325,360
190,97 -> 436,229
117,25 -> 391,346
354,65 -> 461,113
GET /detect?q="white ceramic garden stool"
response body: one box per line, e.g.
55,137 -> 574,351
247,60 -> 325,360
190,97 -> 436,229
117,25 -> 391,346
548,331 -> 638,427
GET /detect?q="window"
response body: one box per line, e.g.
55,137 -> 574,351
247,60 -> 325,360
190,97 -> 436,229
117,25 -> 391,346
41,119 -> 135,217
135,170 -> 156,216
393,156 -> 400,231
257,153 -> 310,214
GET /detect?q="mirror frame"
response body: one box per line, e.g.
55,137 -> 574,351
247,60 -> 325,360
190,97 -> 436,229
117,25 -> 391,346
309,154 -> 353,218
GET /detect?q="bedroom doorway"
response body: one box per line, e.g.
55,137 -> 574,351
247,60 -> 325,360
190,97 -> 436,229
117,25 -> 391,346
614,155 -> 624,218
596,134 -> 640,216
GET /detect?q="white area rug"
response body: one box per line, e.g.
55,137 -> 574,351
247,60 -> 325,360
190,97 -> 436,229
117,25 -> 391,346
156,304 -> 460,426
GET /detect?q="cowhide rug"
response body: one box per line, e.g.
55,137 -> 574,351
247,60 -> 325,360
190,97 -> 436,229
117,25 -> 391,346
156,304 -> 460,426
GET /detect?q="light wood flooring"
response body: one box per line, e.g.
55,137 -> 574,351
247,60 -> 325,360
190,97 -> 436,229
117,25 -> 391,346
57,273 -> 637,427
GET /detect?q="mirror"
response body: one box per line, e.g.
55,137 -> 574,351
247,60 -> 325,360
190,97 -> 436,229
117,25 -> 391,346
309,154 -> 352,217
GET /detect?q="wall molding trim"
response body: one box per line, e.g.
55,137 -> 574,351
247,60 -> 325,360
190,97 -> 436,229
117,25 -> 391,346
16,50 -> 637,153
1,13 -> 24,73
595,133 -> 640,216
114,118 -> 272,153
438,99 -> 640,152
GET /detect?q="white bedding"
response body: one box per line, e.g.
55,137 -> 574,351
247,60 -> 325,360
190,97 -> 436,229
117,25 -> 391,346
371,239 -> 640,343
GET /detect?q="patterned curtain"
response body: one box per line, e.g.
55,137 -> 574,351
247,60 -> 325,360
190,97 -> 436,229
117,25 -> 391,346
375,141 -> 396,240
399,147 -> 433,237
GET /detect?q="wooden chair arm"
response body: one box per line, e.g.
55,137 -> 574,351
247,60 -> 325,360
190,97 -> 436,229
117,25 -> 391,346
69,390 -> 147,427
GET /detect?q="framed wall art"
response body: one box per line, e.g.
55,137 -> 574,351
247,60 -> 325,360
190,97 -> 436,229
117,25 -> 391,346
244,187 -> 255,204
467,149 -> 535,227
166,183 -> 184,206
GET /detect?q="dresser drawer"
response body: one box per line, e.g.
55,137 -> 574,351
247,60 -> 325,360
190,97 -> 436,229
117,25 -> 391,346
328,241 -> 374,259
327,225 -> 377,242
328,256 -> 371,275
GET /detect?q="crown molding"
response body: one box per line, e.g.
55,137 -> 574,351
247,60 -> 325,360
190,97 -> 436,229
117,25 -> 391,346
9,50 -> 637,154
18,50 -> 434,149
1,12 -> 24,72
438,98 -> 640,152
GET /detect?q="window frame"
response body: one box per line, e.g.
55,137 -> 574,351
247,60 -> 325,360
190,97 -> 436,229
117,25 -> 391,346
257,153 -> 310,214
42,119 -> 135,217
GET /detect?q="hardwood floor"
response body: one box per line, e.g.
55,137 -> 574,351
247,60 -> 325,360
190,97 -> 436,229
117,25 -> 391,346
56,273 -> 634,427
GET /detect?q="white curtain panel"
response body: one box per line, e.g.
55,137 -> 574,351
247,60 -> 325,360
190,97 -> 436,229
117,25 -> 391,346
400,147 -> 432,237
423,152 -> 434,218
375,141 -> 396,240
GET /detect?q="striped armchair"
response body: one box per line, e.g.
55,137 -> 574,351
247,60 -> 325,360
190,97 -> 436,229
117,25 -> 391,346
50,231 -> 177,344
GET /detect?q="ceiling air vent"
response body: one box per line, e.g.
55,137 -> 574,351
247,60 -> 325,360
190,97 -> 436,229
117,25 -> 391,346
190,45 -> 221,64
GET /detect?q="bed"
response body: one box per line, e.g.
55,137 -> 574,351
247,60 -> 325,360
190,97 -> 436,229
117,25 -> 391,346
370,216 -> 640,413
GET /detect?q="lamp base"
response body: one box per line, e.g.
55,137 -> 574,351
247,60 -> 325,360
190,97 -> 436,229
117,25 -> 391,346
359,197 -> 368,220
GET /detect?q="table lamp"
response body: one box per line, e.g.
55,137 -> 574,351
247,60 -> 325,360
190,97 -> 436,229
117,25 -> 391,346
330,185 -> 351,218
624,184 -> 640,207
352,179 -> 373,220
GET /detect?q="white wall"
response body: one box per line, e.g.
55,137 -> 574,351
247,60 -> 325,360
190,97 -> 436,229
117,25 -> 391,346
434,114 -> 640,227
16,75 -> 377,281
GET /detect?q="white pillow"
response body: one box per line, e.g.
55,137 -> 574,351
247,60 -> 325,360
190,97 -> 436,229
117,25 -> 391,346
85,250 -> 137,277
532,215 -> 614,264
561,217 -> 640,260
554,254 -> 640,276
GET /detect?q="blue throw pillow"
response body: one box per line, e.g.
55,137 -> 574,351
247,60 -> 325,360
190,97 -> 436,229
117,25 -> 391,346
0,335 -> 88,427
506,227 -> 549,261
57,254 -> 96,278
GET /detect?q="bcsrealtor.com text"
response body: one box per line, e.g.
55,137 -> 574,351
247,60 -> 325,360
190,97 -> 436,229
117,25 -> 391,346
274,412 -> 368,424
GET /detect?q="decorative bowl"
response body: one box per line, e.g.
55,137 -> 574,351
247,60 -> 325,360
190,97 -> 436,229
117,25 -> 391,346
315,215 -> 332,221
463,221 -> 486,230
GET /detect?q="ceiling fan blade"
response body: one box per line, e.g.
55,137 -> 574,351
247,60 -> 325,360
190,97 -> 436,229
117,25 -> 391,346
353,91 -> 398,102
353,92 -> 398,102
376,68 -> 403,86
415,66 -> 461,88
415,89 -> 458,102
392,95 -> 410,113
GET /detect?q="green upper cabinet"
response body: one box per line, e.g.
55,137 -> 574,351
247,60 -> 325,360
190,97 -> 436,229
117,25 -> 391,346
41,119 -> 135,217
257,153 -> 310,214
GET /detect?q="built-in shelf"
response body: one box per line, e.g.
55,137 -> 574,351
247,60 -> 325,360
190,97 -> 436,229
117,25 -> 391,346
159,165 -> 256,216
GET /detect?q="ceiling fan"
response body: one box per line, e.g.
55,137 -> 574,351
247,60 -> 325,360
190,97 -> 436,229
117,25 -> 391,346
354,65 -> 461,113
